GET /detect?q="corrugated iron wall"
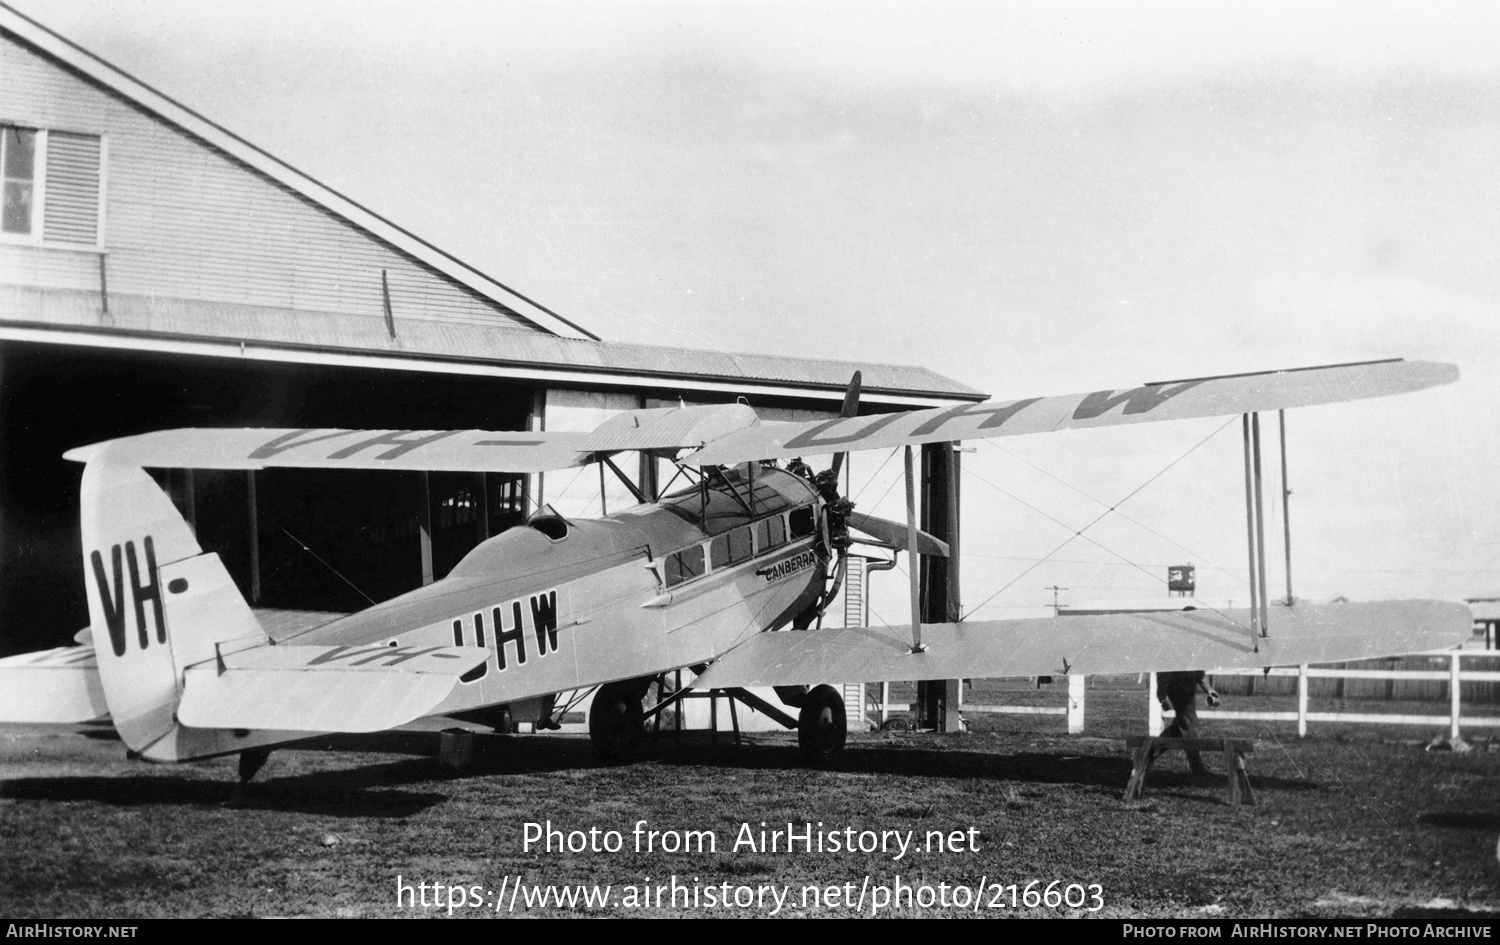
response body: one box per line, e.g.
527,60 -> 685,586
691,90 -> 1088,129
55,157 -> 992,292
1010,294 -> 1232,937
0,31 -> 538,333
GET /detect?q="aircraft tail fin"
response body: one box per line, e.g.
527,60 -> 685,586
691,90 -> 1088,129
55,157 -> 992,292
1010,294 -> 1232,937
81,453 -> 271,760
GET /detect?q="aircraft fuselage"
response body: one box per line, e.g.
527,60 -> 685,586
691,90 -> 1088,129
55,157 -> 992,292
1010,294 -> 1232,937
291,465 -> 827,716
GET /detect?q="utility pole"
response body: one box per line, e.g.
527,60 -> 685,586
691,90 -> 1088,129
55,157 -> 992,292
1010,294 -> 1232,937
1046,585 -> 1069,616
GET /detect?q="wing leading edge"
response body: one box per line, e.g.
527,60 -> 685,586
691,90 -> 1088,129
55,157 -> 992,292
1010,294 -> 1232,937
689,599 -> 1473,690
685,359 -> 1458,466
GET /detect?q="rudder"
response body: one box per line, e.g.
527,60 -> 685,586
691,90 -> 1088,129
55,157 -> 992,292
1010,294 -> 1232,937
80,453 -> 268,760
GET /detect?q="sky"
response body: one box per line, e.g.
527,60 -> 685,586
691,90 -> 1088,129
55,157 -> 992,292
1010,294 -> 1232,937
12,0 -> 1500,619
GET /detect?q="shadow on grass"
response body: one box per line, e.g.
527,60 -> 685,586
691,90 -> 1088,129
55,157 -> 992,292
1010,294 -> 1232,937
3,774 -> 235,807
0,731 -> 1325,810
1419,810 -> 1500,831
339,731 -> 1321,800
631,737 -> 1322,795
0,734 -> 617,817
1,756 -> 451,818
1390,906 -> 1499,921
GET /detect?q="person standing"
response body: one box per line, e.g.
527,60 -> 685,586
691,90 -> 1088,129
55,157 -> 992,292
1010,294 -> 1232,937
1156,670 -> 1221,775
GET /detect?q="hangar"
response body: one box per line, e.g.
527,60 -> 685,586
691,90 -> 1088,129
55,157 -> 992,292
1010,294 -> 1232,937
0,3 -> 982,674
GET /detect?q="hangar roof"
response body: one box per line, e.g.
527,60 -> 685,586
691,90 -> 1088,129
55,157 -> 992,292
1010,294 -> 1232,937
0,4 -> 984,409
0,285 -> 985,406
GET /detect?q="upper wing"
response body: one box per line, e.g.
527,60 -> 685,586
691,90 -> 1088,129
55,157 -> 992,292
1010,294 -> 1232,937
60,404 -> 765,473
689,599 -> 1472,689
685,359 -> 1458,466
58,360 -> 1456,472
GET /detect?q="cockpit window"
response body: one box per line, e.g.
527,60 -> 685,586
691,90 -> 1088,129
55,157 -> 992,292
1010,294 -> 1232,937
658,465 -> 805,535
526,504 -> 570,540
789,507 -> 816,539
650,467 -> 819,592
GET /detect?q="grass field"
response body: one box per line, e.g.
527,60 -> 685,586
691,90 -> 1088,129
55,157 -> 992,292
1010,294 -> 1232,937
1,699 -> 1497,919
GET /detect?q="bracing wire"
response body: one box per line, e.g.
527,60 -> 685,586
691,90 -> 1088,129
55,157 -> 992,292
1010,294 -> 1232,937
961,417 -> 1246,624
275,526 -> 377,606
985,430 -> 1243,593
851,447 -> 900,503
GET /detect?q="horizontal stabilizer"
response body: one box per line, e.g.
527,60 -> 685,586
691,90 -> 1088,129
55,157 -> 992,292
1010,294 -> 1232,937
0,646 -> 109,724
177,644 -> 490,733
691,599 -> 1472,690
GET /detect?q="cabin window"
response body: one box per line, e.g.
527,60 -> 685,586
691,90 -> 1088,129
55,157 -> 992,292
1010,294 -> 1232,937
0,125 -> 105,248
789,506 -> 816,539
755,515 -> 786,553
664,545 -> 706,586
709,534 -> 730,570
727,525 -> 753,565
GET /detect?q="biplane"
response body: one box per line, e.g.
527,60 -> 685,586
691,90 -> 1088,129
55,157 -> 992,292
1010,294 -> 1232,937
0,358 -> 1473,779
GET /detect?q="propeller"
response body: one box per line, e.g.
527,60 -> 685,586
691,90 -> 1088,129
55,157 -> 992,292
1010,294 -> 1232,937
790,371 -> 947,631
805,371 -> 862,560
847,512 -> 949,557
821,370 -> 947,558
828,370 -> 862,482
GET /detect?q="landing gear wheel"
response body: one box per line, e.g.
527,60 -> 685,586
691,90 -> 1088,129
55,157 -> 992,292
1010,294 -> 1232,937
590,680 -> 645,760
798,684 -> 847,764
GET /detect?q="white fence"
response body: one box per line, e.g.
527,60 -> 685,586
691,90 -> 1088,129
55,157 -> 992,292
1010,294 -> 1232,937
869,650 -> 1500,740
962,675 -> 1088,734
1181,650 -> 1500,740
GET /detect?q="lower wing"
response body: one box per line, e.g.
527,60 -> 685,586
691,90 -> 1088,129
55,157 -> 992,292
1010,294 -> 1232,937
690,599 -> 1472,689
0,645 -> 108,725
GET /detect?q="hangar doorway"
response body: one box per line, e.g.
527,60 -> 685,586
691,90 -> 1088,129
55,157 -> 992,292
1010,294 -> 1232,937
0,340 -> 534,654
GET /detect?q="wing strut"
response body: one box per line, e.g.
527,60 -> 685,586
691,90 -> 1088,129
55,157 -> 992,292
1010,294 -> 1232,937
1253,414 -> 1270,634
1279,410 -> 1294,605
601,454 -> 648,505
904,444 -> 926,653
1241,413 -> 1271,648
